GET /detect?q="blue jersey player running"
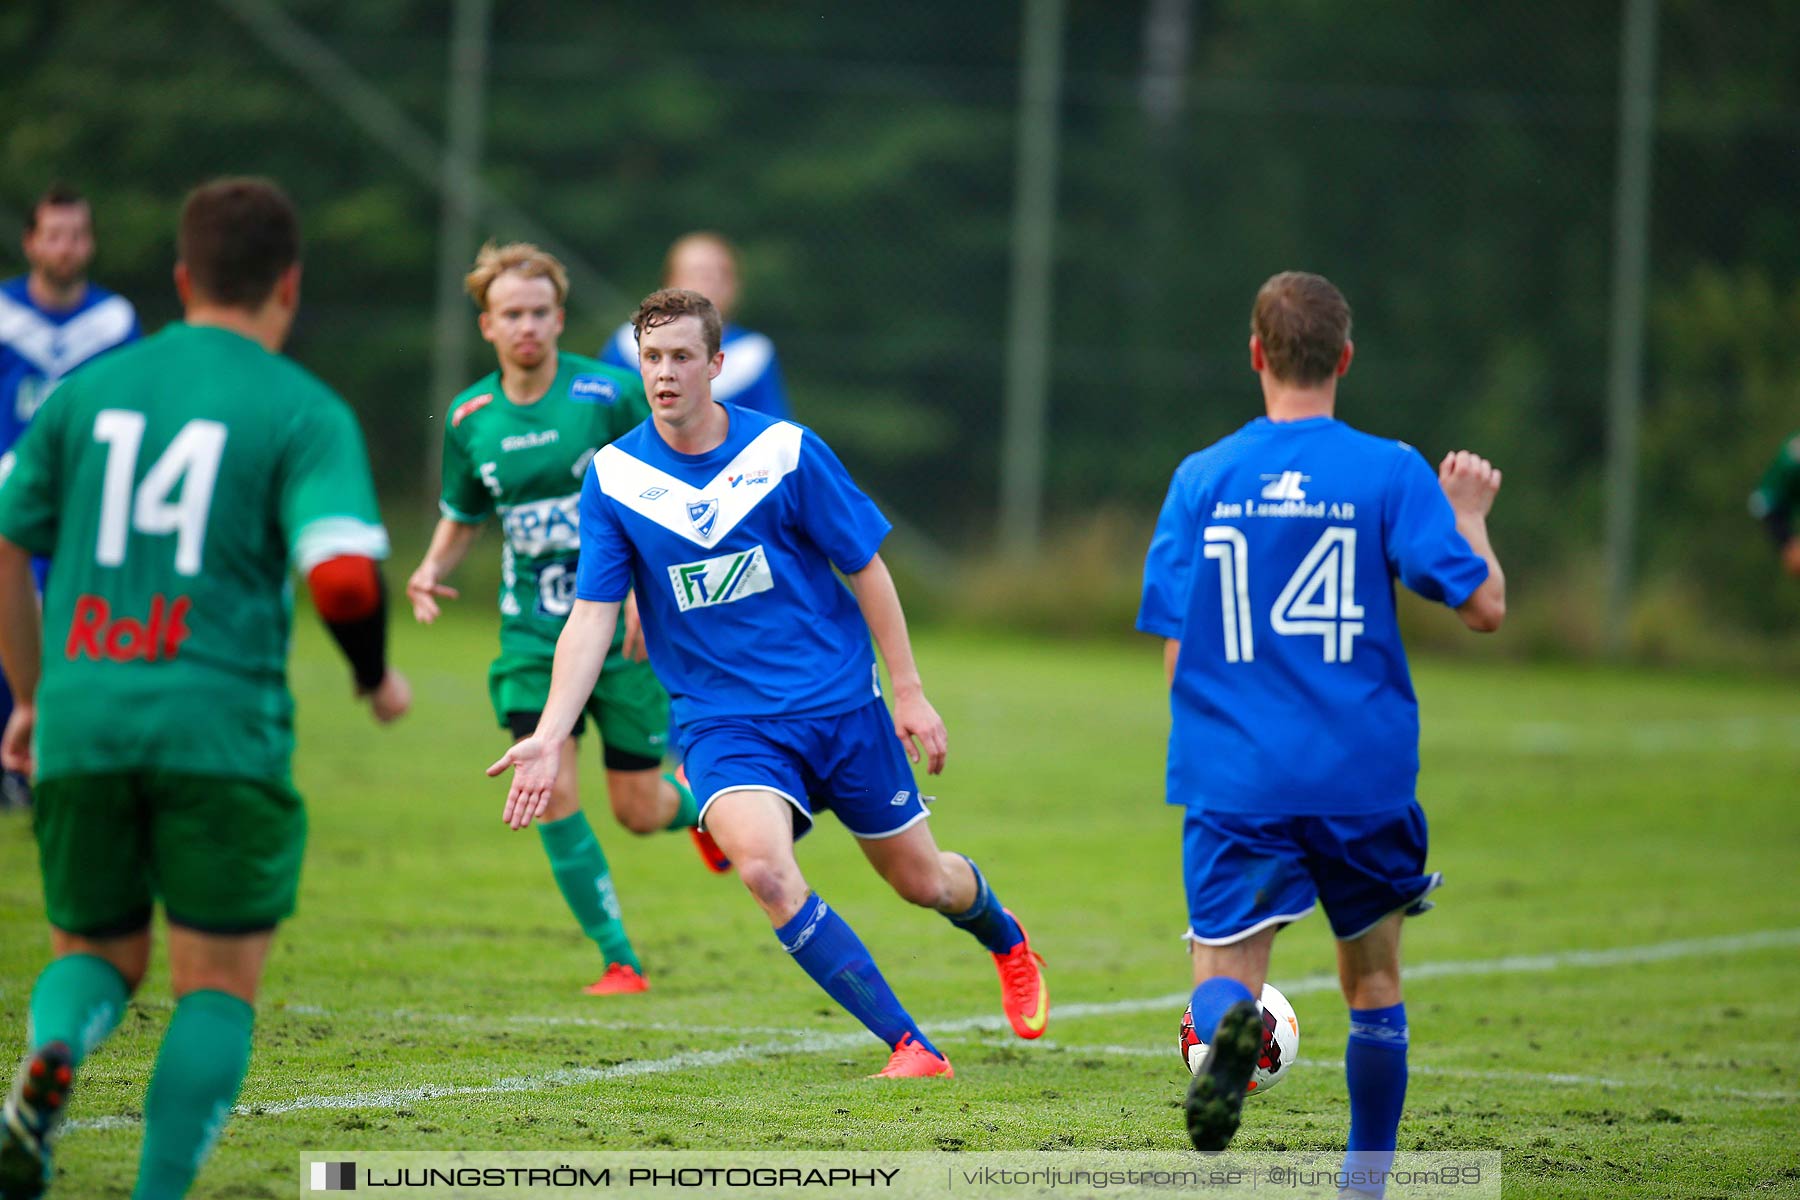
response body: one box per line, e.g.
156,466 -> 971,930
491,288 -> 1048,1078
1138,273 -> 1505,1181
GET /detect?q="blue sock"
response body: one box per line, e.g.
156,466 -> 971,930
943,856 -> 1023,953
1342,1002 -> 1409,1198
1190,976 -> 1256,1046
776,892 -> 937,1055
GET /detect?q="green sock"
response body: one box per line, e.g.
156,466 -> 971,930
662,770 -> 699,831
133,990 -> 253,1200
28,953 -> 129,1066
538,811 -> 640,972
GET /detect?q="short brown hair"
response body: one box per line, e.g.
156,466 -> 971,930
178,177 -> 300,308
25,183 -> 88,234
631,288 -> 722,358
1251,271 -> 1352,385
660,231 -> 736,284
464,240 -> 569,309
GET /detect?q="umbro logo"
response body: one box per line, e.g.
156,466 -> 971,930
1260,471 -> 1308,500
890,790 -> 911,806
639,487 -> 668,500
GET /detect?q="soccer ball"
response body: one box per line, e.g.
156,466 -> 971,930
1179,983 -> 1299,1095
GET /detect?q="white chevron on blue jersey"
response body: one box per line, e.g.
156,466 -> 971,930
712,332 -> 774,401
605,322 -> 775,404
0,291 -> 136,378
592,420 -> 803,549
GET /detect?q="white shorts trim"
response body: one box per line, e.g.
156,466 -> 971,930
1337,872 -> 1444,942
1183,905 -> 1316,947
842,800 -> 934,841
698,784 -> 807,833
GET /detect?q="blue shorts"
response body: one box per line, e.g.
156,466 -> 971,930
681,699 -> 930,840
1182,802 -> 1441,944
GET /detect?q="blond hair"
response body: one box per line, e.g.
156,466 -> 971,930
464,240 -> 569,309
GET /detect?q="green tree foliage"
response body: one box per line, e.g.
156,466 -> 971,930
3,0 -> 1795,642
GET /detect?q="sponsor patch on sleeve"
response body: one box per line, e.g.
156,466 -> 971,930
451,393 -> 493,427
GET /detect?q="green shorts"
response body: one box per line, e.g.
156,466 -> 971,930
34,772 -> 307,937
488,651 -> 670,762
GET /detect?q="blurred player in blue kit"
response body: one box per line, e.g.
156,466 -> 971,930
1138,273 -> 1506,1185
600,232 -> 790,420
493,288 -> 1047,1078
0,186 -> 139,811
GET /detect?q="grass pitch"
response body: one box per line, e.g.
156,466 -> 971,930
2,612 -> 1797,1198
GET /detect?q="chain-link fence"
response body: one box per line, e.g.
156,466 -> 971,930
5,0 -> 1797,650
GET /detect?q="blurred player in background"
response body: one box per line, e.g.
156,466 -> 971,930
0,177 -> 408,1200
1138,272 -> 1505,1185
406,242 -> 716,999
492,288 -> 1048,1078
1749,431 -> 1800,577
600,232 -> 791,420
0,185 -> 141,811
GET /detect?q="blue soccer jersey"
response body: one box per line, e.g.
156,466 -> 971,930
575,404 -> 889,723
602,322 -> 791,420
1138,416 -> 1489,816
0,278 -> 139,455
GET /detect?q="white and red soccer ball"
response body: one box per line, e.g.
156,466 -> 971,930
1180,983 -> 1299,1095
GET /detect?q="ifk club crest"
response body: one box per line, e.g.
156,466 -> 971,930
686,497 -> 720,538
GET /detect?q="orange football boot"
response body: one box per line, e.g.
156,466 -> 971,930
993,910 -> 1049,1039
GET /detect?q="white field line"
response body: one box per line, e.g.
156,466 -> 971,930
263,928 -> 1800,1038
1020,1043 -> 1796,1104
62,926 -> 1800,1133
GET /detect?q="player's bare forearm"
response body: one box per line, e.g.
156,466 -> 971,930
848,553 -> 947,772
1164,638 -> 1181,687
538,598 -> 620,741
0,538 -> 42,703
1453,515 -> 1506,632
847,553 -> 923,697
407,517 -> 480,622
1439,451 -> 1507,633
487,598 -> 619,829
425,516 -> 481,573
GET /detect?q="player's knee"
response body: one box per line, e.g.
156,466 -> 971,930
735,856 -> 806,915
615,807 -> 663,836
886,862 -> 951,910
607,775 -> 664,835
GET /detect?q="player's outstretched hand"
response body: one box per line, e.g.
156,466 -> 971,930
488,735 -> 561,830
1,704 -> 34,776
365,668 -> 411,724
891,689 -> 948,776
1438,450 -> 1502,520
406,563 -> 459,624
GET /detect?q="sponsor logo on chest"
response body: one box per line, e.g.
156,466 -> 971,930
500,429 -> 560,454
667,545 -> 775,612
499,493 -> 581,555
569,375 -> 619,405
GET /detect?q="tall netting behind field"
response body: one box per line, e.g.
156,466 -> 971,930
5,0 -> 1798,641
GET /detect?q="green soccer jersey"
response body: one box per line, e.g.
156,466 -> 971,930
439,352 -> 648,659
0,323 -> 388,783
1749,431 -> 1800,541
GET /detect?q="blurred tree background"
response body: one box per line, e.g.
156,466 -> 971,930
3,0 -> 1796,655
